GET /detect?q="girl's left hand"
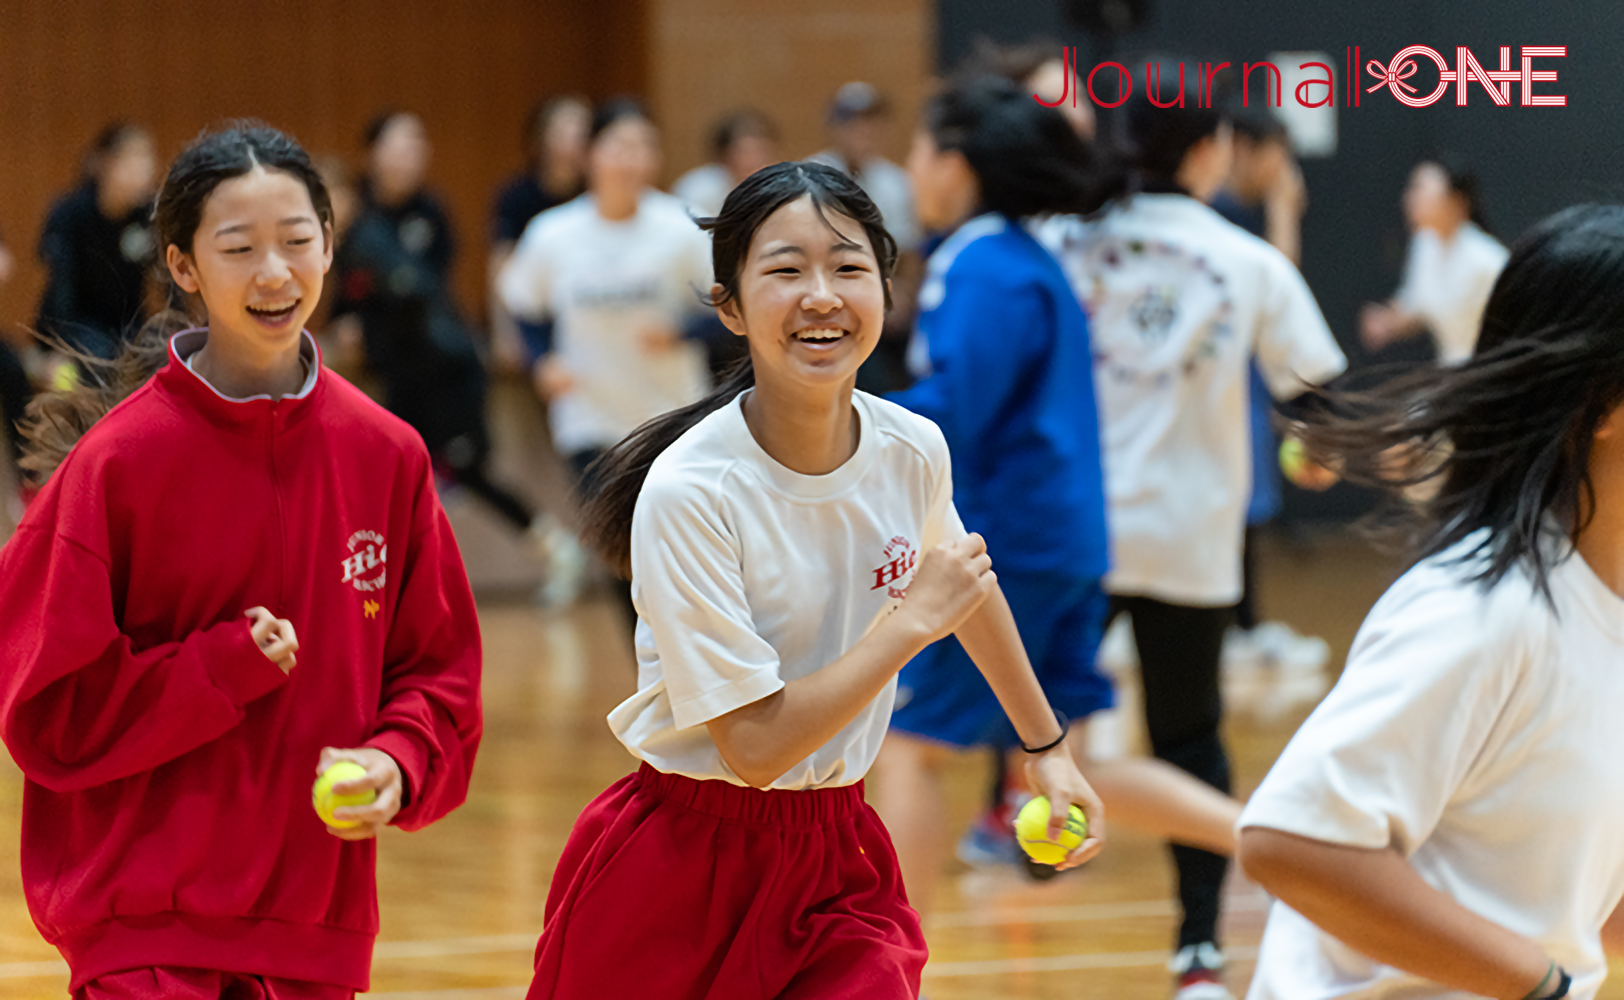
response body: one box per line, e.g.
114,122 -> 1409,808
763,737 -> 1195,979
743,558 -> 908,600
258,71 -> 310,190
1023,745 -> 1105,871
317,746 -> 403,840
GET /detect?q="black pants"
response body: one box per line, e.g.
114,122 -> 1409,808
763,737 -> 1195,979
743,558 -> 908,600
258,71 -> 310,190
1106,594 -> 1234,950
1235,525 -> 1262,631
0,340 -> 31,470
568,448 -> 636,636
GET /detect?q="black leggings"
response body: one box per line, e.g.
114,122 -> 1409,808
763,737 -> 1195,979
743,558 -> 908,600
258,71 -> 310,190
1106,594 -> 1234,950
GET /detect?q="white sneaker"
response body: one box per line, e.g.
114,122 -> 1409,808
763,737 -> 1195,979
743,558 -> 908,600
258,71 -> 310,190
1249,621 -> 1331,677
1170,942 -> 1234,1000
529,515 -> 588,607
1096,614 -> 1138,676
1220,625 -> 1262,674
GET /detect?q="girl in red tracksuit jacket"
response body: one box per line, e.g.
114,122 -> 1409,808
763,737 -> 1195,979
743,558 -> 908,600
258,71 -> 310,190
0,123 -> 483,1000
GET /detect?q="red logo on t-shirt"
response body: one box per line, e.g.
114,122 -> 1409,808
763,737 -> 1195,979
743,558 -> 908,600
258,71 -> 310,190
871,536 -> 918,598
342,529 -> 388,593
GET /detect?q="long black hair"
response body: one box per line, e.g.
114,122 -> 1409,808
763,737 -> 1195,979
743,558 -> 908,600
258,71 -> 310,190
1095,56 -> 1228,202
22,122 -> 334,482
1297,204 -> 1624,601
922,74 -> 1103,218
576,160 -> 898,575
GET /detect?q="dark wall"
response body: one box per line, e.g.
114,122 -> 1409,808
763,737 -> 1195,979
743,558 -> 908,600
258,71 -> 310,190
939,0 -> 1620,521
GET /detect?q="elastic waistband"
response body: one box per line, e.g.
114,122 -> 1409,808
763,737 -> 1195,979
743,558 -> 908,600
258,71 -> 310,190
636,763 -> 865,827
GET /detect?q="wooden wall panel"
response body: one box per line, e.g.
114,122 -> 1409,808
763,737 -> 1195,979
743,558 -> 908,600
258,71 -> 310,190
0,0 -> 645,340
647,0 -> 935,187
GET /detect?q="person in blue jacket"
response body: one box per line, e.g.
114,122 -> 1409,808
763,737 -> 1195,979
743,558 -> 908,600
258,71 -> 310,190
873,76 -> 1242,919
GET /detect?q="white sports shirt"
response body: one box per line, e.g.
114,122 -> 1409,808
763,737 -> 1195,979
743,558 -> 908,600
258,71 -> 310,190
609,389 -> 966,789
1038,195 -> 1347,606
1394,222 -> 1509,365
1241,538 -> 1624,1000
498,190 -> 713,455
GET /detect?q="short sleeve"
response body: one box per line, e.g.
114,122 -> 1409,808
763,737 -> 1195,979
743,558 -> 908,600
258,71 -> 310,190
919,421 -> 968,552
497,218 -> 554,321
630,475 -> 785,731
1238,574 -> 1530,853
1252,249 -> 1347,400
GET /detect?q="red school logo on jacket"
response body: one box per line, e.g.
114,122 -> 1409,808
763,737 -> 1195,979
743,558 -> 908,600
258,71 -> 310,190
342,529 -> 388,592
871,536 -> 918,599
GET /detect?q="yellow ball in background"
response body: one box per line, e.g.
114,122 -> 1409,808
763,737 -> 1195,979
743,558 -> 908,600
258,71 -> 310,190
312,761 -> 376,828
1279,436 -> 1309,481
1014,795 -> 1087,865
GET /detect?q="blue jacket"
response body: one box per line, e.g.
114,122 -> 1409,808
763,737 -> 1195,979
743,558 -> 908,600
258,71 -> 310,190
892,214 -> 1110,579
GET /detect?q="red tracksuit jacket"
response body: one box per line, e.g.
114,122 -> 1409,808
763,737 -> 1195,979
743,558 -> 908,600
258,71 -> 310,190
0,330 -> 483,991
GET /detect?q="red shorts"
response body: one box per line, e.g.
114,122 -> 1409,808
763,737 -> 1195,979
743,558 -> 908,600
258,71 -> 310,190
529,763 -> 927,1000
75,967 -> 351,1000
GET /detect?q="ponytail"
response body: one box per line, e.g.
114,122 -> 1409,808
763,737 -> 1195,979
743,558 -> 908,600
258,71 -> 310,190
19,307 -> 191,483
578,356 -> 755,576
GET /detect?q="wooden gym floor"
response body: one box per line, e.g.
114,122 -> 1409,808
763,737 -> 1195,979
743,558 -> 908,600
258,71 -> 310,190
2,379 -> 1621,998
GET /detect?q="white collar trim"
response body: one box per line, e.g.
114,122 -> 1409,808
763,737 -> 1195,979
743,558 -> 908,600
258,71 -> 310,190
174,328 -> 319,402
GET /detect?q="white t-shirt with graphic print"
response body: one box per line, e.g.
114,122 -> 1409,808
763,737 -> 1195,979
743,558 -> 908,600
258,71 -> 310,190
609,389 -> 967,789
1038,195 -> 1347,606
498,190 -> 713,455
1240,538 -> 1624,1000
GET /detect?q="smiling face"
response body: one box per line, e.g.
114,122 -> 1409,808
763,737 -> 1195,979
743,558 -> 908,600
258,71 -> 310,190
716,194 -> 887,394
166,165 -> 333,359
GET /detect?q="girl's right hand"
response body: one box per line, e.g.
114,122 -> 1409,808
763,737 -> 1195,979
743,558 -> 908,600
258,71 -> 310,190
245,607 -> 299,673
899,533 -> 997,644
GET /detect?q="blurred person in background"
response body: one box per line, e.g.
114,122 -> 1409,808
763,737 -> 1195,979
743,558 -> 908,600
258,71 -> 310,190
1038,59 -> 1347,999
36,121 -> 158,362
672,108 -> 780,218
333,111 -> 535,538
672,108 -> 780,380
959,35 -> 1096,139
877,75 -> 1243,922
489,95 -> 591,372
1209,113 -> 1332,679
1361,156 -> 1508,365
812,83 -> 921,395
499,98 -> 713,616
0,235 -> 28,518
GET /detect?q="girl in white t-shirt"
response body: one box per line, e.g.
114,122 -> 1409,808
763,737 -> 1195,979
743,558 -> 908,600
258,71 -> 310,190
523,160 -> 1104,1000
499,99 -> 714,612
1039,60 -> 1347,998
1239,203 -> 1624,1000
1361,157 -> 1509,365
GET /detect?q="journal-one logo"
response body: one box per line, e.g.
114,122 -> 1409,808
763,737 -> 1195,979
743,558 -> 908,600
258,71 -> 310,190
342,530 -> 388,593
871,536 -> 918,598
1035,45 -> 1567,110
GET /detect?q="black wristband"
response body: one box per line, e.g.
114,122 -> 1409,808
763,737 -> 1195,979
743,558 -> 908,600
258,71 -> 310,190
1021,709 -> 1070,754
1545,968 -> 1572,999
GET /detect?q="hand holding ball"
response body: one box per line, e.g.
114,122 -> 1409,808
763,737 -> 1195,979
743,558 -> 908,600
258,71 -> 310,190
1015,795 -> 1088,865
312,761 -> 376,829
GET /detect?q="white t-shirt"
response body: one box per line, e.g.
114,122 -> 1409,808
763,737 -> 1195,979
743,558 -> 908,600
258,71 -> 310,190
808,150 -> 920,251
608,389 -> 966,789
671,162 -> 735,219
1394,222 -> 1509,365
1038,195 -> 1347,605
498,190 -> 713,455
1240,538 -> 1624,1000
